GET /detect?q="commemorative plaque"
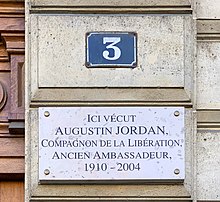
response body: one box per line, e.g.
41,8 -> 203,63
39,107 -> 185,182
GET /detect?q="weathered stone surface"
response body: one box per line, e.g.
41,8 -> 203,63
197,131 -> 220,200
197,42 -> 220,109
31,15 -> 189,88
31,0 -> 191,7
196,0 -> 220,19
26,1 -> 197,202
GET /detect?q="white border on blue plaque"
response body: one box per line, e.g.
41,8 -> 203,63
86,32 -> 137,68
39,107 -> 185,183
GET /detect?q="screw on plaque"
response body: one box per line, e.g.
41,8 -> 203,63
85,62 -> 90,67
132,62 -> 137,68
174,168 -> 180,175
44,111 -> 50,117
174,111 -> 180,117
44,169 -> 50,175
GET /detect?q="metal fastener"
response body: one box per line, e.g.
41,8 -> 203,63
44,169 -> 50,175
174,168 -> 180,175
44,111 -> 50,117
174,111 -> 180,117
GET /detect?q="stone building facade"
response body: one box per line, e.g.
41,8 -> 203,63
0,0 -> 220,201
0,1 -> 25,201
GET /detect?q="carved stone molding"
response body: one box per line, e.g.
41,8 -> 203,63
0,36 -> 9,62
0,81 -> 7,111
8,57 -> 25,121
30,0 -> 192,14
197,110 -> 220,129
0,1 -> 24,18
0,1 -> 25,181
0,35 -> 25,122
1,34 -> 25,55
0,1 -> 25,122
0,2 -> 25,55
197,20 -> 220,41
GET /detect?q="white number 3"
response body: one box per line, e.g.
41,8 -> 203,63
102,37 -> 121,61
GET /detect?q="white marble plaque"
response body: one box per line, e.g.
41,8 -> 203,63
39,107 -> 185,182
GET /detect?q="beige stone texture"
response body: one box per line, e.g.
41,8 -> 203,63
34,15 -> 185,88
197,42 -> 220,109
30,1 -> 192,15
197,111 -> 220,128
28,15 -> 194,104
26,1 -> 195,201
197,20 -> 220,34
196,0 -> 220,19
31,0 -> 191,7
197,20 -> 220,41
197,130 -> 220,200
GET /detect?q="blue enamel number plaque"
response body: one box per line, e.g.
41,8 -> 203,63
86,32 -> 137,68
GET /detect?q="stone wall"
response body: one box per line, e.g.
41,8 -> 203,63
25,0 -> 220,201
